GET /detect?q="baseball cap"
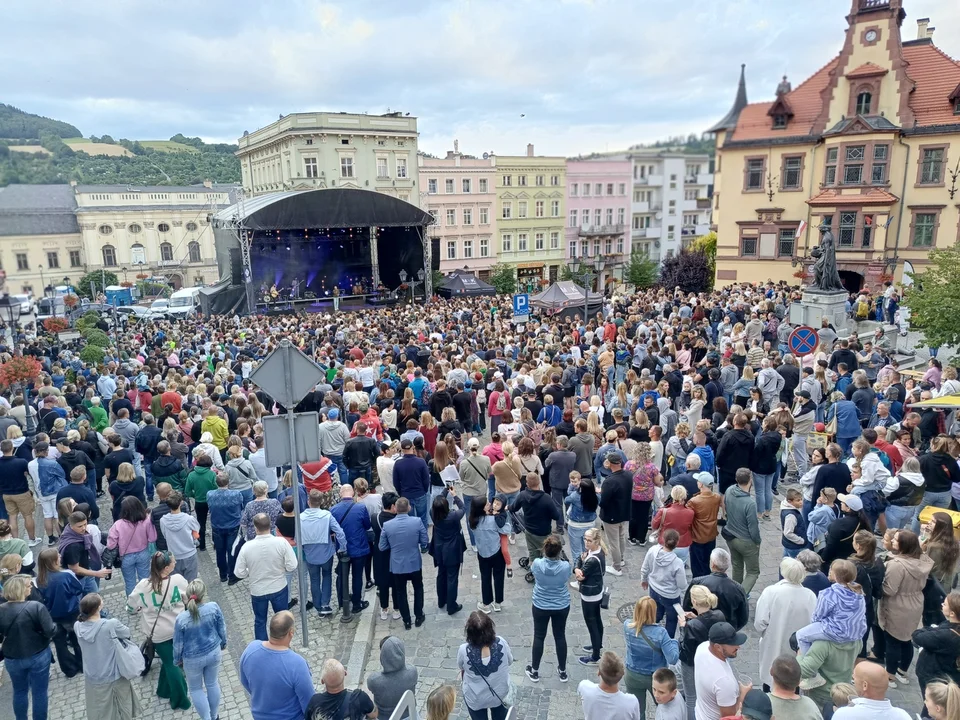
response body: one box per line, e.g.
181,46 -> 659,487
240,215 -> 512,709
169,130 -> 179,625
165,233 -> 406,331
708,621 -> 747,646
741,689 -> 772,720
837,493 -> 863,512
400,438 -> 413,449
467,437 -> 480,450
327,408 -> 340,420
607,455 -> 623,467
693,471 -> 714,487
795,390 -> 811,400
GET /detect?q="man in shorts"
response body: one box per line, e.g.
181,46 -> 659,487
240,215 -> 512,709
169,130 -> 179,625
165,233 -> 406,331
27,440 -> 67,544
0,438 -> 40,545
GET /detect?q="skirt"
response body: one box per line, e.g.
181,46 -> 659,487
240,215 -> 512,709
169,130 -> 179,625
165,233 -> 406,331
85,677 -> 143,720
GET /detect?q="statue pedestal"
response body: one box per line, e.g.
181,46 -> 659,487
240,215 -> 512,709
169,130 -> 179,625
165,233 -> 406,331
789,290 -> 850,332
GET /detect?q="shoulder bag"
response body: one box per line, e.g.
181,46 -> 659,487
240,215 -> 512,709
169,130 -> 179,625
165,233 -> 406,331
466,644 -> 516,708
140,577 -> 171,675
111,623 -> 147,679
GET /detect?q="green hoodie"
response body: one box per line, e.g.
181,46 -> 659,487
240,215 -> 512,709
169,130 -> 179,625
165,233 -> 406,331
184,465 -> 218,503
723,484 -> 761,545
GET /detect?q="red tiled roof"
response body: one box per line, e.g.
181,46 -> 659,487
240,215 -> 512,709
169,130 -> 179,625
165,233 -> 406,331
902,43 -> 960,127
846,62 -> 888,79
806,187 -> 900,207
730,57 -> 839,142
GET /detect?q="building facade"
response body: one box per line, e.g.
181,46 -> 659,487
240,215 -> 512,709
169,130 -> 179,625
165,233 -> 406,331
628,149 -> 713,263
565,158 -> 632,289
710,0 -> 960,290
496,146 -> 566,291
236,112 -> 420,202
419,146 -> 497,278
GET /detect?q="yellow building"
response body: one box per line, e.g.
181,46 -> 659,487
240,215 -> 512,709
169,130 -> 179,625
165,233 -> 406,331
710,0 -> 960,291
495,145 -> 566,292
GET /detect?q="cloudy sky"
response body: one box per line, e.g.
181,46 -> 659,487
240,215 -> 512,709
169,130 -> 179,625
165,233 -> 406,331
4,0 -> 959,157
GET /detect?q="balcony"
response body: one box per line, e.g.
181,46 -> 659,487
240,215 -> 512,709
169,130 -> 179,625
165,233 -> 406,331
633,201 -> 650,213
157,259 -> 181,267
697,197 -> 712,209
633,227 -> 648,238
578,224 -> 626,237
648,174 -> 664,186
634,176 -> 649,185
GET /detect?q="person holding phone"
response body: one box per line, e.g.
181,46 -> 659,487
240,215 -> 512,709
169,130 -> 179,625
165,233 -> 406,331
431,486 -> 466,615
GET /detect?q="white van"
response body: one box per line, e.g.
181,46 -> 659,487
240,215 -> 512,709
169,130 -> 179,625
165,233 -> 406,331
166,287 -> 202,319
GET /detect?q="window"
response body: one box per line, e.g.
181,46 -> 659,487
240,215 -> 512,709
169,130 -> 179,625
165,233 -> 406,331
377,157 -> 388,178
773,114 -> 788,129
446,209 -> 456,226
46,251 -> 59,268
536,175 -> 544,187
535,233 -> 544,251
582,184 -> 591,196
15,253 -> 28,271
480,237 -> 489,257
912,212 -> 937,247
188,241 -> 202,263
683,214 -> 698,226
605,238 -> 613,254
306,138 -> 314,145
745,158 -> 764,190
825,147 -> 839,185
157,222 -> 170,233
479,207 -> 489,224
741,236 -> 757,256
502,202 -> 512,220
580,240 -> 589,256
128,223 -> 142,234
570,209 -> 578,227
447,241 -> 457,260
341,138 -> 349,145
502,175 -> 512,186
551,176 -> 559,186
130,244 -> 146,264
397,141 -> 405,147
594,183 -> 602,195
501,234 -> 512,252
396,158 -> 407,178
861,215 -> 873,249
185,221 -> 198,232
340,157 -> 354,178
535,200 -> 544,218
617,208 -> 625,225
668,200 -> 676,215
618,183 -> 626,195
778,228 -> 795,257
98,224 -> 113,235
101,245 -> 117,267
160,242 -> 174,261
955,98 -> 960,116
428,179 -> 437,194
606,183 -> 614,196
550,200 -> 559,217
605,208 -> 614,225
69,250 -> 82,267
518,201 -> 528,218
550,231 -> 559,249
684,189 -> 698,201
843,145 -> 865,185
919,148 -> 945,184
479,178 -> 488,193
518,175 -> 527,187
872,145 -> 889,183
462,178 -> 471,193
782,156 -> 803,189
571,183 -> 578,197
463,240 -> 473,258
617,236 -> 624,253
463,208 -> 473,225
445,179 -> 455,193
838,212 -> 857,247
304,158 -> 318,178
856,91 -> 872,115
594,209 -> 602,226
518,233 -> 528,251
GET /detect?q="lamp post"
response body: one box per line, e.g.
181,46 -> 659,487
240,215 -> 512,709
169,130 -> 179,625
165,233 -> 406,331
568,254 -> 606,324
121,267 -> 128,284
417,268 -> 425,301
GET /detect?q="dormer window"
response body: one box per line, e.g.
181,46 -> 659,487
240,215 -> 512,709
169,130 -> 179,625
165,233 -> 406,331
773,115 -> 788,129
955,98 -> 960,116
856,91 -> 872,115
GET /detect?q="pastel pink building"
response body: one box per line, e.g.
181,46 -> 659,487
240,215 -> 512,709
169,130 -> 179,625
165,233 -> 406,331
564,158 -> 632,289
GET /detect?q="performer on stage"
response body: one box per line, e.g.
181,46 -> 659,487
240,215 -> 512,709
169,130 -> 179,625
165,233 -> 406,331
290,278 -> 301,300
332,286 -> 340,313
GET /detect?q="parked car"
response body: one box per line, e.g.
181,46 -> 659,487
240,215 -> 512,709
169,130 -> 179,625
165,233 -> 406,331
36,296 -> 66,322
116,306 -> 151,323
11,294 -> 35,315
146,298 -> 170,318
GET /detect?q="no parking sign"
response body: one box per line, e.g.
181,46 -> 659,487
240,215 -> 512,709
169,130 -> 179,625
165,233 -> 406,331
788,325 -> 818,357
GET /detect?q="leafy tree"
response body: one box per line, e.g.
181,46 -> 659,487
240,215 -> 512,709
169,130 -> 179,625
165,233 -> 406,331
902,242 -> 960,349
488,264 -> 517,295
659,250 -> 713,294
81,328 -> 111,348
625,250 -> 659,289
0,104 -> 81,140
558,264 -> 574,282
99,135 -> 115,144
76,270 -> 118,298
691,231 -> 717,290
431,270 -> 446,294
79,345 -> 105,365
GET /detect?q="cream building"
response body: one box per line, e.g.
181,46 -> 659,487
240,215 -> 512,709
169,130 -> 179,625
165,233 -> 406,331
419,144 -> 497,279
236,111 -> 419,202
496,146 -> 566,292
710,0 -> 960,291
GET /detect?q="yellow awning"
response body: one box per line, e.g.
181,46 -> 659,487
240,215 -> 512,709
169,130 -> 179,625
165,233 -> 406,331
907,394 -> 960,409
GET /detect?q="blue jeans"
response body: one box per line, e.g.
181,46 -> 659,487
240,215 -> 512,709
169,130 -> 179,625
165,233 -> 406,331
649,587 -> 681,638
307,557 -> 334,609
251,586 -> 289,641
183,646 -> 222,720
82,575 -> 99,594
674,546 -> 690,567
463,495 -> 481,547
86,468 -> 97,495
912,491 -> 953,532
347,466 -> 371,486
428,485 -> 446,526
753,472 -> 776,515
838,436 -> 856,458
143,459 -> 154,499
568,524 -> 588,559
239,488 -> 254,507
6,646 -> 51,720
410,495 -> 430,549
783,547 -> 802,559
802,498 -> 815,523
885,504 -> 915,530
327,454 -> 347,486
212,526 -> 239,579
120,547 -> 152,597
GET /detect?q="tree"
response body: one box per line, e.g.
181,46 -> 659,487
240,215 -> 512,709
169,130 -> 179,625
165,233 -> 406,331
659,249 -> 713,294
488,263 -> 517,295
558,264 -> 574,282
902,242 -> 960,349
691,231 -> 717,290
76,270 -> 118,298
81,328 -> 111,348
79,345 -> 105,365
625,250 -> 659,289
431,270 -> 446,294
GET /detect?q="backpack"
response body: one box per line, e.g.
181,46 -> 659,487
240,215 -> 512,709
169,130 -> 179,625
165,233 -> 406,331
496,392 -> 507,412
856,301 -> 869,319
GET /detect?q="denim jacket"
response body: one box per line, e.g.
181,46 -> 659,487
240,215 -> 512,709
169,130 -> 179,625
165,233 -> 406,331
564,485 -> 597,524
623,621 -> 679,675
36,457 -> 67,497
173,602 -> 227,664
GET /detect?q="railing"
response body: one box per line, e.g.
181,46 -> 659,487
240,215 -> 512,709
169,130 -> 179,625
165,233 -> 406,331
157,259 -> 181,267
578,224 -> 626,236
387,690 -> 517,720
697,197 -> 712,209
860,0 -> 889,9
633,227 -> 648,238
634,176 -> 649,185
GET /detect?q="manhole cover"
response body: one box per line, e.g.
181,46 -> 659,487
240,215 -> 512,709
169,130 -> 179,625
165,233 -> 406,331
616,602 -> 634,621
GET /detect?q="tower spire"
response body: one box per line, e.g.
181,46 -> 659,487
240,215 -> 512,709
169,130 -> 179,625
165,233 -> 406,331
707,64 -> 749,133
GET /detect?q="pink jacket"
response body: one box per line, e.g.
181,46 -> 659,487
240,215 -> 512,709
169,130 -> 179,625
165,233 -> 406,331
107,518 -> 157,555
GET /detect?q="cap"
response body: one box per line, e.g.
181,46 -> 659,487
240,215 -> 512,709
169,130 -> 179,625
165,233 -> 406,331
813,422 -> 826,433
693,471 -> 715,486
708,621 -> 747,646
607,454 -> 623,467
467,437 -> 480,450
400,438 -> 413,449
378,441 -> 392,453
796,390 -> 811,400
327,408 -> 340,420
218,393 -> 229,402
741,689 -> 773,720
837,493 -> 863,512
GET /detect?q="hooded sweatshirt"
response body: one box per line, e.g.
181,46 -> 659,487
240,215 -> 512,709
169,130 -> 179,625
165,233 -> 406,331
531,557 -> 572,610
226,456 -> 257,493
810,583 -> 867,644
640,543 -> 688,599
184,465 -> 218,503
74,617 -> 130,685
112,417 -> 138,450
365,636 -> 419,719
159,511 -> 200,559
152,454 -> 187,491
886,470 -> 925,507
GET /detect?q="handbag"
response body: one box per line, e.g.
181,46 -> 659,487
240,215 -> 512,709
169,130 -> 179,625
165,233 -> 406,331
600,586 -> 611,610
112,626 -> 147,679
100,545 -> 119,569
140,578 -> 171,676
466,646 -> 515,708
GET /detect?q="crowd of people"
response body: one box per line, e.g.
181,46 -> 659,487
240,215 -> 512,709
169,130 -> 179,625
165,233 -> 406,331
0,279 -> 958,720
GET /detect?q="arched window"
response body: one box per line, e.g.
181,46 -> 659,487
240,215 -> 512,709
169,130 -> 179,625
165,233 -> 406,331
101,245 -> 117,267
160,242 -> 174,262
98,224 -> 113,235
185,221 -> 198,232
856,91 -> 872,115
188,241 -> 201,263
157,222 -> 171,233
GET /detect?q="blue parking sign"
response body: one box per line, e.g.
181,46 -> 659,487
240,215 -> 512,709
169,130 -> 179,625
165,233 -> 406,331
513,293 -> 529,315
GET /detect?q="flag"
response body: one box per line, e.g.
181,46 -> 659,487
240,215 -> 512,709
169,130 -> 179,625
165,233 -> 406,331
794,220 -> 807,239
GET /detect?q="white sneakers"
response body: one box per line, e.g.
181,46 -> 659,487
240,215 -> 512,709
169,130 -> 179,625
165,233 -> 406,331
569,580 -> 580,590
477,602 -> 493,614
606,566 -> 623,576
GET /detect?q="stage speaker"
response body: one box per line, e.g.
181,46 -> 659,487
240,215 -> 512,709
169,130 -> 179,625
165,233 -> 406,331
229,248 -> 243,285
431,236 -> 440,271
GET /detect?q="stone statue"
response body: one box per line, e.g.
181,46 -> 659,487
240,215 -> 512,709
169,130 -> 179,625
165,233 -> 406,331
809,221 -> 845,293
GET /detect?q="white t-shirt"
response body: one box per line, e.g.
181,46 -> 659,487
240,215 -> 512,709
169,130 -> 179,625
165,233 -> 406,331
694,642 -> 739,720
577,681 -> 641,720
656,694 -> 686,720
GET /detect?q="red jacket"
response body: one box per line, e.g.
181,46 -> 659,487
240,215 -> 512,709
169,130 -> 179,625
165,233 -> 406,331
652,504 -> 695,548
300,458 -> 334,493
127,388 -> 152,413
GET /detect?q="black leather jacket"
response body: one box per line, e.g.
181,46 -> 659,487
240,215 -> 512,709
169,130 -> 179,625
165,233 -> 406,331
0,599 -> 56,659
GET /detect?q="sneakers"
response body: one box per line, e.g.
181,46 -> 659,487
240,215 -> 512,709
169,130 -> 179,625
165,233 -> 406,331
28,537 -> 41,547
569,580 -> 580,590
47,535 -> 57,545
888,678 -> 898,689
557,668 -> 569,683
578,656 -> 599,666
392,610 -> 401,620
478,602 -> 493,614
582,645 -> 594,652
492,602 -> 502,612
525,665 -> 540,683
799,674 -> 827,690
289,598 -> 299,609
628,538 -> 641,547
380,609 -> 389,621
319,606 -> 333,617
896,672 -> 910,685
606,566 -> 623,576
509,535 -> 516,545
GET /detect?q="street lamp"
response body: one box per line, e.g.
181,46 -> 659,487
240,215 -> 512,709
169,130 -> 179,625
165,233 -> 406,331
121,266 -> 128,284
568,253 -> 606,324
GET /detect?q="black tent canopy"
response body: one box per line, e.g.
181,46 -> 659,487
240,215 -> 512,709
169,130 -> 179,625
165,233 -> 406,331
437,272 -> 496,298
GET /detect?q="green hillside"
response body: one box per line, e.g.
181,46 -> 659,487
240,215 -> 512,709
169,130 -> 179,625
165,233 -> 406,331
0,103 -> 82,141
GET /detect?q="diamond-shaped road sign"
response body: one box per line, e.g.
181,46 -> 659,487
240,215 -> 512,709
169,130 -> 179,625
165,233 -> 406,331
248,339 -> 324,409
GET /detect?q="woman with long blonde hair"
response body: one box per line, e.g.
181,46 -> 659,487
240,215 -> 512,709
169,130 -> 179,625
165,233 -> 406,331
419,411 -> 439,455
574,527 -> 607,665
173,578 -> 227,720
622,595 -> 679,717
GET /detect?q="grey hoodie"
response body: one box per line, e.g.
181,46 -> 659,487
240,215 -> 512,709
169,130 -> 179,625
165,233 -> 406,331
113,418 -> 138,450
74,617 -> 129,685
640,543 -> 688,599
159,511 -> 200,559
366,636 -> 418,719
